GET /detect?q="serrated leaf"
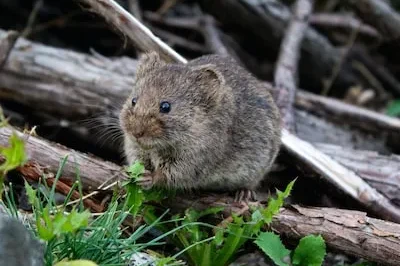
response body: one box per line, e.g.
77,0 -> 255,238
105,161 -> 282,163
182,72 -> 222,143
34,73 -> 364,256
37,219 -> 55,241
292,235 -> 326,266
262,179 -> 296,224
214,228 -> 224,246
56,209 -> 90,235
127,160 -> 145,179
255,232 -> 290,266
125,183 -> 145,216
0,133 -> 27,172
251,209 -> 263,223
69,209 -> 90,230
24,180 -> 37,206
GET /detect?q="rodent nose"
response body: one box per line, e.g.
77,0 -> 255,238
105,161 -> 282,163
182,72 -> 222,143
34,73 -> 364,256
133,130 -> 144,139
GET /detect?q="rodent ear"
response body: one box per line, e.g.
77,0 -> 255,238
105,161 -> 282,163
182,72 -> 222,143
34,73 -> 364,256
191,64 -> 225,87
136,52 -> 166,79
191,64 -> 227,106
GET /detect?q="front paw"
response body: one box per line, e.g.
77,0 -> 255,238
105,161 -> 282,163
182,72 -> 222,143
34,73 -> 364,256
136,170 -> 154,190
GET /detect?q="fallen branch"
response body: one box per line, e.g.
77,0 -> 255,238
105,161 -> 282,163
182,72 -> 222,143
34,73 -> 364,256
273,205 -> 400,266
0,127 -> 127,190
199,0 -> 360,93
309,13 -> 381,40
274,0 -> 314,131
348,0 -> 400,43
76,0 -> 186,63
281,129 -> 400,221
0,30 -> 18,68
314,143 -> 400,205
296,89 -> 400,133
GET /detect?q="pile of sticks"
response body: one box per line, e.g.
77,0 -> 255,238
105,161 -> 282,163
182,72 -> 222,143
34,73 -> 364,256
1,0 -> 400,265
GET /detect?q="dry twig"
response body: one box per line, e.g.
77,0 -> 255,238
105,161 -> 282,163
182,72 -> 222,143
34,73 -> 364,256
348,0 -> 400,43
77,0 -> 187,63
309,13 -> 381,39
274,0 -> 314,131
0,30 -> 18,69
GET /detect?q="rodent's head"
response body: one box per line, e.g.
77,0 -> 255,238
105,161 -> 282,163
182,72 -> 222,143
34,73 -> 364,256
120,52 -> 230,150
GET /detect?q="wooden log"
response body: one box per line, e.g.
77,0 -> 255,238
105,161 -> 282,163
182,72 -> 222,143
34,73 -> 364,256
314,143 -> 400,206
273,205 -> 400,266
0,126 -> 127,190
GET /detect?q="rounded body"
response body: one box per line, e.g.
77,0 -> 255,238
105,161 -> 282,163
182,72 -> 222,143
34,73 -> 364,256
119,53 -> 281,192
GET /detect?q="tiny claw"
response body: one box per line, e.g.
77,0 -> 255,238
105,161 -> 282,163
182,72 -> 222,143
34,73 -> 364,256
137,171 -> 154,190
234,189 -> 257,203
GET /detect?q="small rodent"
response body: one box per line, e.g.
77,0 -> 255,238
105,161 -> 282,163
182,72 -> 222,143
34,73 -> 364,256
119,52 -> 281,201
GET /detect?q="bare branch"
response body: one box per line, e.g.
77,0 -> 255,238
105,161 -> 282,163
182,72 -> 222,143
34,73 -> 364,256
0,30 -> 18,69
348,0 -> 400,43
274,0 -> 314,131
281,129 -> 400,222
309,13 -> 381,39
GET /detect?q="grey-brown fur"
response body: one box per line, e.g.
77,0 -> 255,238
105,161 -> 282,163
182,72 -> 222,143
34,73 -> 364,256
119,52 -> 281,192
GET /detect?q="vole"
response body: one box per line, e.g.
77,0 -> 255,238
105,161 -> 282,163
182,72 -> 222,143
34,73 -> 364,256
119,52 -> 281,201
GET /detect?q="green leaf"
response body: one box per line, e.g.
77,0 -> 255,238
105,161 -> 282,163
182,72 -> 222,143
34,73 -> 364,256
127,160 -> 145,179
386,100 -> 400,117
125,183 -> 145,216
255,232 -> 290,266
0,133 -> 27,172
262,179 -> 296,224
37,207 -> 55,241
214,228 -> 224,246
292,235 -> 326,266
24,180 -> 37,206
54,208 -> 90,235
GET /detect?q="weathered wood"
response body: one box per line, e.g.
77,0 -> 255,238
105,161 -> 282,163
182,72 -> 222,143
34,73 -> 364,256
274,0 -> 314,131
0,126 -> 127,190
77,0 -> 186,64
273,205 -> 400,266
315,143 -> 400,206
0,30 -> 18,68
348,0 -> 400,43
296,90 -> 400,134
199,0 -> 359,94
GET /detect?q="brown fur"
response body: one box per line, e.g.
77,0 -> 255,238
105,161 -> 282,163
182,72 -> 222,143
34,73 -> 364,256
119,52 -> 281,192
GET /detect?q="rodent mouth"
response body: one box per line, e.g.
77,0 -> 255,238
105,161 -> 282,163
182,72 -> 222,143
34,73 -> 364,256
135,137 -> 155,150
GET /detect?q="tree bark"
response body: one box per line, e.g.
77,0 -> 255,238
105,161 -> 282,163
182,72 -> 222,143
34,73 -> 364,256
273,205 -> 400,266
0,126 -> 127,190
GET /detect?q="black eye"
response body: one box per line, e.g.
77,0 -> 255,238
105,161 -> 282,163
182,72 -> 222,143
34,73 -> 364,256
160,101 -> 171,113
131,97 -> 137,107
